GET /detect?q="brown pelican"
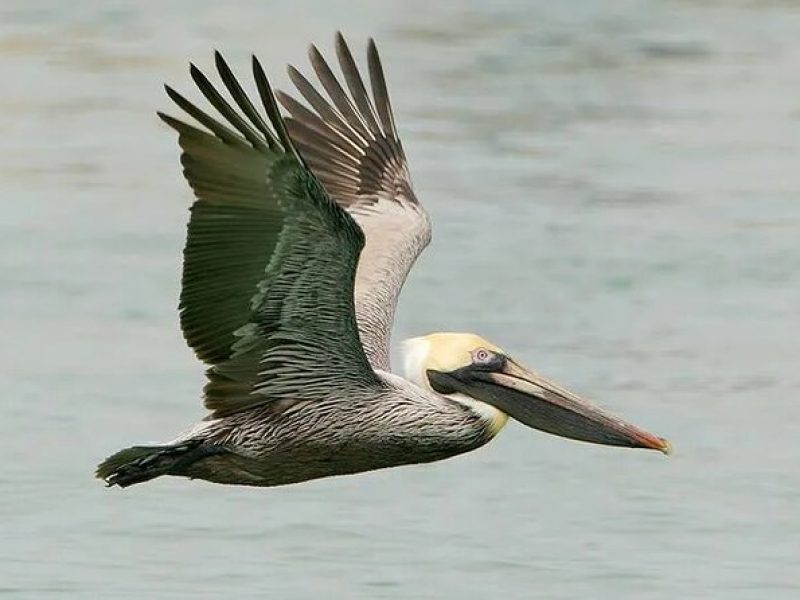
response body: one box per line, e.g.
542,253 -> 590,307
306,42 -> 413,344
96,34 -> 670,489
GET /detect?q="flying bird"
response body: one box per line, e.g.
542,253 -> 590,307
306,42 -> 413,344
97,34 -> 670,489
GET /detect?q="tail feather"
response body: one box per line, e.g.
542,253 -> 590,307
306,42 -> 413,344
96,440 -> 222,488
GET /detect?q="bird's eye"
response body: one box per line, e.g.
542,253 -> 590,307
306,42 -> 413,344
472,348 -> 494,364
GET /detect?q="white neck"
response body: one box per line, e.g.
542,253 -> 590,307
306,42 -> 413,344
402,336 -> 433,388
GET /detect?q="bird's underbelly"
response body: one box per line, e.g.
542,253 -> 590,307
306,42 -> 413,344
181,401 -> 493,487
184,434 -> 483,487
186,446 -> 462,486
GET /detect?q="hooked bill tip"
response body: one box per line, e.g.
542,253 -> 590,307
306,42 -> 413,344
657,438 -> 674,456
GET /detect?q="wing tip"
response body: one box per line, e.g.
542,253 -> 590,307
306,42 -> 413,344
163,83 -> 179,100
156,110 -> 174,125
252,54 -> 304,164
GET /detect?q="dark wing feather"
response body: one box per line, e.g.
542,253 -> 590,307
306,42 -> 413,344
161,53 -> 381,416
367,38 -> 399,141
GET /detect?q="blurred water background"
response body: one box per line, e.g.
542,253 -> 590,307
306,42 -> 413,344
1,1 -> 799,598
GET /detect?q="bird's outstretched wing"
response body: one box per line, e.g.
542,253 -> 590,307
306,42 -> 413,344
278,33 -> 431,371
161,53 -> 382,417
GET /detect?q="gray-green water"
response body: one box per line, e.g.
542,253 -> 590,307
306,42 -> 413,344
2,1 -> 799,598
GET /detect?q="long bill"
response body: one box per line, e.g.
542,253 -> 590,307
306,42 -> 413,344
428,358 -> 672,453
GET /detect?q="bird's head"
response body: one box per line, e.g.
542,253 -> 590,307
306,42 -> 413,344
403,332 -> 671,453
